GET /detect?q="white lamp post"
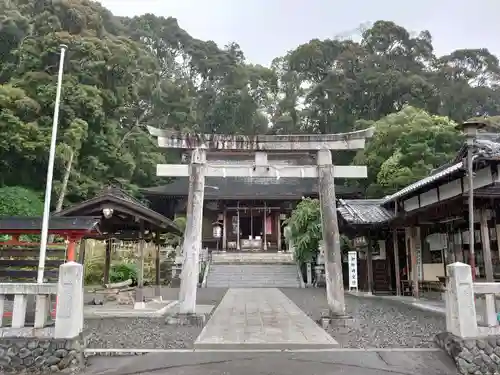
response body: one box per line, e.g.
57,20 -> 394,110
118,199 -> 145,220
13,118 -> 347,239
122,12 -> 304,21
37,44 -> 68,283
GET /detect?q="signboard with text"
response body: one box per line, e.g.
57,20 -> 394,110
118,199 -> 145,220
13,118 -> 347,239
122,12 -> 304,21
348,251 -> 358,291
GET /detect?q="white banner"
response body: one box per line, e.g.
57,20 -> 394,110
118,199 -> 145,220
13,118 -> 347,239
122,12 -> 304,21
348,251 -> 358,290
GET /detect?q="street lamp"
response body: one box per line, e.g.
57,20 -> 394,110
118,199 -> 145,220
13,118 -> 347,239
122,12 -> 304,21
455,120 -> 486,281
37,44 -> 68,283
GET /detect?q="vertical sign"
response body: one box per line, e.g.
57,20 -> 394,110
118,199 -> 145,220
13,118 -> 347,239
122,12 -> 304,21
348,251 -> 358,291
415,227 -> 423,281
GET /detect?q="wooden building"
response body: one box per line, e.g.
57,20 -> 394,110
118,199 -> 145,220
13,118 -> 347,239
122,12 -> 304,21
142,176 -> 361,252
337,132 -> 500,296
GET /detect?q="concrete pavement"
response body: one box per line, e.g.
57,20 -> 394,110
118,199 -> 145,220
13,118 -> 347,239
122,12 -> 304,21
194,288 -> 338,349
84,349 -> 457,375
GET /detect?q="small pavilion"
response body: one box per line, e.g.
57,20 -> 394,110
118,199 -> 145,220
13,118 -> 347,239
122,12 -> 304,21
54,186 -> 181,304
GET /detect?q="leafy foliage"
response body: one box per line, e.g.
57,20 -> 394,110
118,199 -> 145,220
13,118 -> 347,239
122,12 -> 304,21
109,262 -> 138,285
285,198 -> 322,263
0,186 -> 43,216
0,3 -> 499,210
353,106 -> 464,196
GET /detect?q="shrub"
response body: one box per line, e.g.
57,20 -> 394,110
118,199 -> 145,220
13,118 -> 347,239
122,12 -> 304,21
110,262 -> 138,285
84,254 -> 105,285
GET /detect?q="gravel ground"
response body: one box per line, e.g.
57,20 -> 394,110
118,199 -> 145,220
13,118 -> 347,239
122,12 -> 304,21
84,317 -> 201,349
84,287 -> 228,349
280,288 -> 445,348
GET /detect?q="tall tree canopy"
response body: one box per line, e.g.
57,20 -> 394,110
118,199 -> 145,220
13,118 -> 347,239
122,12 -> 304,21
1,2 -> 499,208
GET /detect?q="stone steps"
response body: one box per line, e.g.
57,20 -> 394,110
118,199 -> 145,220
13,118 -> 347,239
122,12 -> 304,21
211,252 -> 294,264
207,264 -> 300,288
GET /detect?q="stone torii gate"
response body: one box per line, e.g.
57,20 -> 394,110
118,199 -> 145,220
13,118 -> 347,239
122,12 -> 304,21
147,127 -> 374,317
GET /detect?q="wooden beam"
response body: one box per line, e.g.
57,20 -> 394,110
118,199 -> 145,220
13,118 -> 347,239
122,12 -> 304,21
157,164 -> 368,179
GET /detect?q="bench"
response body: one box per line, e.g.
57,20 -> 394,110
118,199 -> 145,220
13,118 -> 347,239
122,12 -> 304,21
89,279 -> 135,305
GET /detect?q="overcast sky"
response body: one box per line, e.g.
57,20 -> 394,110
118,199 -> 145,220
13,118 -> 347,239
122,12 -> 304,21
99,0 -> 500,66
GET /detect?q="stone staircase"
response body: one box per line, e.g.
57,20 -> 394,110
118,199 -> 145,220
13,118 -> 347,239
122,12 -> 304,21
206,252 -> 302,288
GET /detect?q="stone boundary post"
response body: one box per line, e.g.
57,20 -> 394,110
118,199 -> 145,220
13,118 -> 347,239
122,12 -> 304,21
446,262 -> 478,338
55,261 -> 84,339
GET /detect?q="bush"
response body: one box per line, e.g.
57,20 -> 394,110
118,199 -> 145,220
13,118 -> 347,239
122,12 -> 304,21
110,262 -> 138,285
84,255 -> 105,285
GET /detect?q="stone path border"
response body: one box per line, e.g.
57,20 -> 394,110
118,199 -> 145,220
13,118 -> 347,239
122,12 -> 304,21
194,288 -> 338,349
84,300 -> 179,318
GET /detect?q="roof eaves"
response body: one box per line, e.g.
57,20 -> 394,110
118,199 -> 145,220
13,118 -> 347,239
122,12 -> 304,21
381,161 -> 464,204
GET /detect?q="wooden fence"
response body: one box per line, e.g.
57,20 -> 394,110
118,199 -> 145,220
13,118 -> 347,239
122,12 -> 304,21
0,244 -> 66,282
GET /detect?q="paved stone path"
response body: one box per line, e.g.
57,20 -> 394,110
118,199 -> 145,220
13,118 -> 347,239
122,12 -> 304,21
194,288 -> 338,349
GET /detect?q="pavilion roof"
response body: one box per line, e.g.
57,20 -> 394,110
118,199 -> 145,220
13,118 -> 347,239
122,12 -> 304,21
54,187 -> 181,235
0,216 -> 99,234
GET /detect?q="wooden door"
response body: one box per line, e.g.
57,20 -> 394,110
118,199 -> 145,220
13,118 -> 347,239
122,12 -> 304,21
373,259 -> 391,293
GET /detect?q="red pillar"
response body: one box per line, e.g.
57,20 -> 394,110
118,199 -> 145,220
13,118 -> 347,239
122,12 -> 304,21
67,237 -> 77,261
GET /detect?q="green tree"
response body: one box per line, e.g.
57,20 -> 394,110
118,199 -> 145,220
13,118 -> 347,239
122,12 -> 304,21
0,186 -> 43,216
285,198 -> 322,263
354,106 -> 463,196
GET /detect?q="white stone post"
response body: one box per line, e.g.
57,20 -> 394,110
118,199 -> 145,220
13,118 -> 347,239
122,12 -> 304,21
306,262 -> 312,286
179,147 -> 206,314
446,262 -> 478,338
55,262 -> 84,339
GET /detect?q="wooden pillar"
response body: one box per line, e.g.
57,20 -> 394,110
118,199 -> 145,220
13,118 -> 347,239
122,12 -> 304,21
277,214 -> 282,252
236,201 -> 240,250
263,202 -> 267,251
250,208 -> 254,250
404,228 -> 411,284
366,235 -> 374,294
77,239 -> 86,265
393,230 -> 401,296
495,208 -> 500,249
222,208 -> 227,251
480,209 -> 494,281
410,226 -> 420,299
155,230 -> 161,298
135,220 -> 145,308
103,239 -> 112,284
457,229 -> 465,262
78,239 -> 86,283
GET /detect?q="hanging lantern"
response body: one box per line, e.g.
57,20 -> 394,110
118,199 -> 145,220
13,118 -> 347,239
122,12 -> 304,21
212,221 -> 222,239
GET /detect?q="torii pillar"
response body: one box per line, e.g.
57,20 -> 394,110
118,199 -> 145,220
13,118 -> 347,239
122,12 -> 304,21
147,128 -> 373,316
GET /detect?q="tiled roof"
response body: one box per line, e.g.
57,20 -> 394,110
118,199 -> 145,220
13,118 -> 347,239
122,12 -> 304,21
98,186 -> 149,207
474,183 -> 500,197
473,138 -> 500,160
141,177 -> 361,200
381,162 -> 464,204
337,199 -> 393,225
382,133 -> 500,204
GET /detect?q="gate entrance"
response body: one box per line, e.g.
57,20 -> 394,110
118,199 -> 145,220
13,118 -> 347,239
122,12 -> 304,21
147,128 -> 373,316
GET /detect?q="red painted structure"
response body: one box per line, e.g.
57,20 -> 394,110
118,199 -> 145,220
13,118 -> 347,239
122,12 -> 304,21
0,217 -> 100,319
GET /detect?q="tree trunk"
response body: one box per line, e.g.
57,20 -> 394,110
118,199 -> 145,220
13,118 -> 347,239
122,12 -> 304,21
49,149 -> 73,243
55,148 -> 74,213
